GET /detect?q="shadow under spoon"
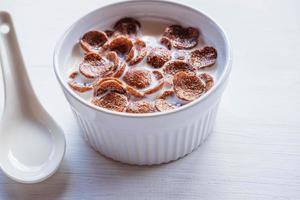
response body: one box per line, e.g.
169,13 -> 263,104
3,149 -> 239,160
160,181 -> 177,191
0,11 -> 66,183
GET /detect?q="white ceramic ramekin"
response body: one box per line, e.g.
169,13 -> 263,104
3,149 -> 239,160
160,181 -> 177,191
53,0 -> 232,165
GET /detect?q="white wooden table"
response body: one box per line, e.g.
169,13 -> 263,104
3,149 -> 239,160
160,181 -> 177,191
1,0 -> 300,199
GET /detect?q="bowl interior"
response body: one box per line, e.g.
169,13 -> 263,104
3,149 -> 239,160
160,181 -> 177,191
54,0 -> 230,116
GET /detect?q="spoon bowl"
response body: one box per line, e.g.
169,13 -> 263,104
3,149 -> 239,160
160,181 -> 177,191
0,116 -> 65,183
0,11 -> 66,183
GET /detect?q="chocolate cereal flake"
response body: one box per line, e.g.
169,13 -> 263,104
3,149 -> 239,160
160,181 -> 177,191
123,68 -> 151,89
104,30 -> 114,37
188,46 -> 217,69
160,36 -> 172,50
80,31 -> 109,53
157,90 -> 174,99
112,62 -> 126,78
68,70 -> 78,79
126,100 -> 156,113
93,77 -> 123,87
152,70 -> 164,80
68,81 -> 93,92
106,51 -> 120,71
94,79 -> 126,96
109,35 -> 133,55
162,25 -> 199,49
173,71 -> 205,101
155,99 -> 175,112
128,38 -> 147,65
143,80 -> 164,95
91,92 -> 128,112
125,46 -> 135,62
114,17 -> 141,35
163,60 -> 194,75
79,52 -> 114,79
126,85 -> 145,98
67,71 -> 93,92
198,73 -> 214,92
147,47 -> 171,68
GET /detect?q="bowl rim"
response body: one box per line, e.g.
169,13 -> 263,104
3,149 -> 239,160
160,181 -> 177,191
53,0 -> 232,118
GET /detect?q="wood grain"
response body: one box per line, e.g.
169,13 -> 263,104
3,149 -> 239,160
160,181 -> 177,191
0,0 -> 300,199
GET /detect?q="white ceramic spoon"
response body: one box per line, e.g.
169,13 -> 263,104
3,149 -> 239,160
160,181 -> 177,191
0,11 -> 65,183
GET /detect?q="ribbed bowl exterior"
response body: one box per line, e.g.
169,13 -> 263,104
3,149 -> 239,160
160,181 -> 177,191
70,102 -> 219,165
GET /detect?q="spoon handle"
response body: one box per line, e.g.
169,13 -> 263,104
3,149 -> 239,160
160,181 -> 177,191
0,12 -> 38,116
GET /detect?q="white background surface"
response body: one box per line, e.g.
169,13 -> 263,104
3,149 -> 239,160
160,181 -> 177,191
0,0 -> 300,199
